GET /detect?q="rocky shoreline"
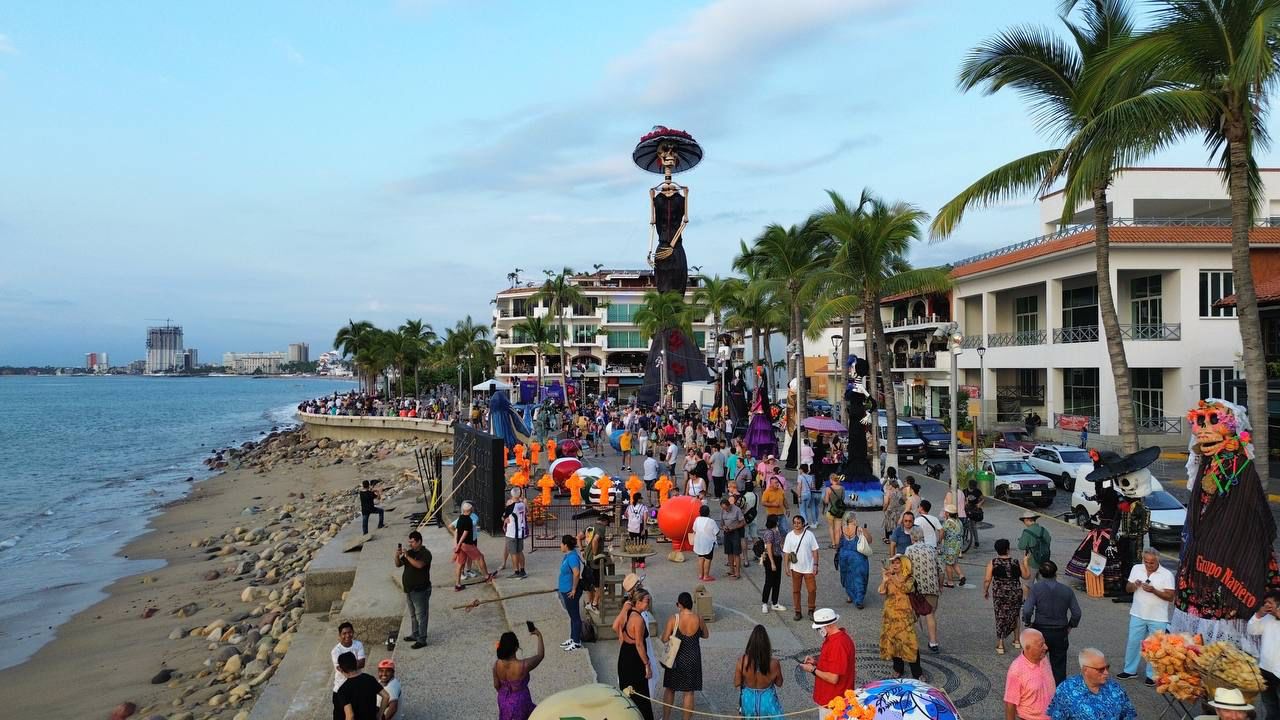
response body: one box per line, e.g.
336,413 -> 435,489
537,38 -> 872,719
0,426 -> 437,720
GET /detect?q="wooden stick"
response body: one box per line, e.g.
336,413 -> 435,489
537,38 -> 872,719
451,587 -> 559,612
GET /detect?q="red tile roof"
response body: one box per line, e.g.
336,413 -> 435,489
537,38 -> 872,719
1216,275 -> 1280,307
951,226 -> 1280,278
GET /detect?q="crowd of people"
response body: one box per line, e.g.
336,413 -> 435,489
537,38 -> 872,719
299,390 -> 464,422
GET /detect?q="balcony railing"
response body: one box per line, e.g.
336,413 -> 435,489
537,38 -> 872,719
886,314 -> 951,330
892,352 -> 939,369
1136,416 -> 1183,434
1053,325 -> 1099,344
961,334 -> 983,349
1119,323 -> 1181,341
997,385 -> 1046,404
986,330 -> 1047,347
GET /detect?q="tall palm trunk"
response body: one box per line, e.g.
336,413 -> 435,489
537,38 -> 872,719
751,327 -> 761,370
838,313 -> 851,420
792,301 -> 807,444
763,327 -> 777,396
871,292 -> 898,461
1227,127 -> 1270,482
1093,188 -> 1138,453
558,305 -> 567,384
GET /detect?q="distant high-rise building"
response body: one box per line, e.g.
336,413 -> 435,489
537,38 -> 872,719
127,360 -> 146,375
223,351 -> 286,375
287,343 -> 310,364
182,349 -> 198,371
85,352 -> 98,371
98,352 -> 108,371
145,323 -> 184,374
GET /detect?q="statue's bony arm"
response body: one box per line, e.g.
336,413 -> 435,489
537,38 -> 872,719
669,188 -> 690,248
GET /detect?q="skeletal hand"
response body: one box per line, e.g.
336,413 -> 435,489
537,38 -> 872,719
655,247 -> 673,260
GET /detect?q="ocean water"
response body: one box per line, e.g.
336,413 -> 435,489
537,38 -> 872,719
0,374 -> 355,669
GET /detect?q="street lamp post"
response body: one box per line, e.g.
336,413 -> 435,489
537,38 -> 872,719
456,364 -> 463,418
831,335 -> 844,421
656,349 -> 667,411
976,345 -> 987,443
938,323 -> 963,503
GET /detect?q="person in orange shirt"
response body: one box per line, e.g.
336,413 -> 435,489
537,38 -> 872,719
596,474 -> 614,507
546,438 -> 557,462
566,472 -> 585,506
655,475 -> 675,506
536,473 -> 555,507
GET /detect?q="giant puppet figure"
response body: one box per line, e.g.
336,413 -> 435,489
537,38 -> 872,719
1063,446 -> 1159,595
488,383 -> 531,450
840,354 -> 883,507
1172,398 -> 1280,651
633,127 -> 712,407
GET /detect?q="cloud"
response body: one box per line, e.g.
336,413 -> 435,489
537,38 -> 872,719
0,33 -> 17,55
391,0 -> 911,198
282,42 -> 304,66
721,135 -> 880,174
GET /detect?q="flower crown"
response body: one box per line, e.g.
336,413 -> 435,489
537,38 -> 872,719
1187,399 -> 1251,450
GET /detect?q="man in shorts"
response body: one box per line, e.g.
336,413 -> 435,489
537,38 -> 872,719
720,497 -> 745,579
690,504 -> 720,583
503,488 -> 528,579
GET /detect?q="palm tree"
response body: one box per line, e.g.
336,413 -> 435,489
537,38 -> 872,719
812,189 -> 952,465
932,0 -> 1175,453
354,330 -> 393,397
633,290 -> 699,340
691,274 -> 743,365
334,319 -> 375,392
443,316 -> 492,405
399,318 -> 436,397
511,315 -> 557,401
535,267 -> 587,383
735,218 -> 830,442
1088,0 -> 1277,476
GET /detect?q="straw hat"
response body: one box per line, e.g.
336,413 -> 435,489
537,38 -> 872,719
1207,687 -> 1253,711
1019,510 -> 1039,521
943,503 -> 958,514
811,608 -> 840,629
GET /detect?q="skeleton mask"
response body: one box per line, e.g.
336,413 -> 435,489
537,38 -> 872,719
1188,399 -> 1249,457
1113,468 -> 1154,498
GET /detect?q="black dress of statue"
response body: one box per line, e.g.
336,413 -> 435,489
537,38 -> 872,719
841,357 -> 876,479
653,191 -> 688,295
729,372 -> 749,430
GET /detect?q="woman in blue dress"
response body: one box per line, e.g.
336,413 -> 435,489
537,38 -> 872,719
734,625 -> 783,719
836,514 -> 872,609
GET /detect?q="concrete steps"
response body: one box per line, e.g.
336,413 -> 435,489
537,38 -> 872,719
339,527 -> 405,645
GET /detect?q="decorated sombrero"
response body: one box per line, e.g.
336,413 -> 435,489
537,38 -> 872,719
1084,446 -> 1160,483
632,126 -> 703,174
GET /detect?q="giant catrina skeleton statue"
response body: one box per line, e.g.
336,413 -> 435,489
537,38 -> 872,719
1171,398 -> 1280,653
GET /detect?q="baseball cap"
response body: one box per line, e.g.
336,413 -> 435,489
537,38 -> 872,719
377,659 -> 395,669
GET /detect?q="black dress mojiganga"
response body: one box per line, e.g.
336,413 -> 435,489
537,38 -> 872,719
653,191 -> 688,295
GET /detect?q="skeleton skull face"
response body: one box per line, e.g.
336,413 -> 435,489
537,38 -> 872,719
1188,401 -> 1240,456
1113,468 -> 1154,498
657,142 -> 679,171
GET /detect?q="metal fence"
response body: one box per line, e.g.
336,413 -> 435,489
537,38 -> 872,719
529,496 -> 624,550
451,423 -> 506,537
414,444 -> 446,527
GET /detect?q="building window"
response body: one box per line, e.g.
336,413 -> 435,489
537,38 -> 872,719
1199,270 -> 1235,318
571,300 -> 595,316
693,331 -> 706,348
1130,275 -> 1163,334
1266,316 -> 1280,357
607,303 -> 640,323
1062,286 -> 1098,328
607,330 -> 644,349
1063,367 -> 1100,418
1131,368 -> 1165,423
1015,296 -> 1039,333
512,298 -> 529,317
573,324 -> 595,344
1199,366 -> 1242,404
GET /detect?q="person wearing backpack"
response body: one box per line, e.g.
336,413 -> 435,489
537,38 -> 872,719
1017,511 -> 1052,576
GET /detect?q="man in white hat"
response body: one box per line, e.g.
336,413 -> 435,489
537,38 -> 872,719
800,608 -> 856,718
1205,686 -> 1254,719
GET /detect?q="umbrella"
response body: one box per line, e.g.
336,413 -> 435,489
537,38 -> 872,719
473,377 -> 512,391
855,679 -> 959,720
802,416 -> 847,433
632,126 -> 703,174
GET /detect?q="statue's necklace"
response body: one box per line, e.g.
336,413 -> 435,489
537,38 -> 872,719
1204,449 -> 1250,496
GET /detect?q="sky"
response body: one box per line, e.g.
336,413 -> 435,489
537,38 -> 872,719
1,0 -> 1274,366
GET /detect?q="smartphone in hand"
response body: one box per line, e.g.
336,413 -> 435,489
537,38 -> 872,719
526,621 -> 537,633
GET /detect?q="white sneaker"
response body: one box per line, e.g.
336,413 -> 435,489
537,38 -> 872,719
772,604 -> 787,611
761,603 -> 769,614
563,642 -> 585,652
559,638 -> 575,648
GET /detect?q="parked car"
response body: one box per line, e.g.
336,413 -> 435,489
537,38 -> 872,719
993,430 -> 1037,453
1070,478 -> 1186,547
981,450 -> 1055,507
876,411 -> 925,464
1027,444 -> 1095,491
806,399 -> 833,417
907,418 -> 961,457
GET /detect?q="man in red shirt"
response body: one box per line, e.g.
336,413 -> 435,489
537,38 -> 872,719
801,608 -> 856,716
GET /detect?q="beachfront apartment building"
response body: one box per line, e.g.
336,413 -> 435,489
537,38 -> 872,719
287,343 -> 309,364
145,323 -> 184,374
223,351 -> 286,375
490,269 -> 744,402
937,167 -> 1280,449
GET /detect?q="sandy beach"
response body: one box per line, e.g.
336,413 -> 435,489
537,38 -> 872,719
0,430 -> 428,719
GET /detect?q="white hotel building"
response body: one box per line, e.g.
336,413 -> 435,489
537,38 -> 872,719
927,167 -> 1280,449
491,270 -> 743,401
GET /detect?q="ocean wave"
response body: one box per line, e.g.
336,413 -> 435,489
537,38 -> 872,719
0,536 -> 20,551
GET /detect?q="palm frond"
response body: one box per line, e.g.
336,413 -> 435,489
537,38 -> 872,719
930,150 -> 1064,239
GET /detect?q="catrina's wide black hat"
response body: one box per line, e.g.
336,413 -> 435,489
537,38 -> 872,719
633,126 -> 703,174
1084,446 -> 1160,483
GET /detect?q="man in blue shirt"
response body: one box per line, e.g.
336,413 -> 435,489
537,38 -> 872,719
890,511 -> 915,555
1047,648 -> 1137,719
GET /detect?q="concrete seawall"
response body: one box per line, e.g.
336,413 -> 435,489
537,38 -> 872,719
298,411 -> 453,443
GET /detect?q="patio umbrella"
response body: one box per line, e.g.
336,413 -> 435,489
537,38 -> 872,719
632,126 -> 703,174
855,679 -> 960,720
801,416 -> 847,433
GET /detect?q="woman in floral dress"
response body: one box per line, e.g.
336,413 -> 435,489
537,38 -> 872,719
940,505 -> 966,587
877,554 -> 923,680
881,479 -> 904,543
